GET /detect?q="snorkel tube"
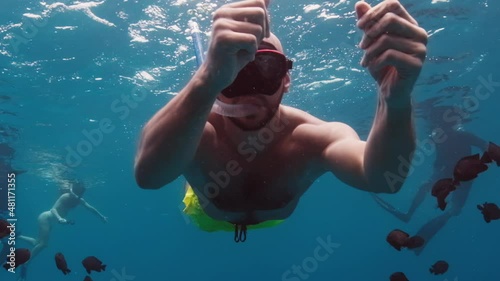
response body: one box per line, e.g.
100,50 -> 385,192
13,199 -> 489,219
188,20 -> 260,117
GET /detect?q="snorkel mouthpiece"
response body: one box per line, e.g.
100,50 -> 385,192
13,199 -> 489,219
212,99 -> 260,117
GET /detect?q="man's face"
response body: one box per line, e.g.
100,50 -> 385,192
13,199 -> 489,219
218,39 -> 290,131
218,78 -> 286,131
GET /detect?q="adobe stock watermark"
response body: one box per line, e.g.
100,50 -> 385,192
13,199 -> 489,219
7,1 -> 116,55
198,115 -> 290,201
8,14 -> 48,55
110,267 -> 135,281
65,82 -> 157,168
178,113 -> 291,224
384,74 -> 500,192
281,235 -> 341,281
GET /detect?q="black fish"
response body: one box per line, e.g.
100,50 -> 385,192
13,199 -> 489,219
477,202 -> 500,223
3,248 -> 30,270
431,178 -> 456,211
405,235 -> 425,249
386,229 -> 409,251
55,252 -> 71,275
418,74 -> 449,85
0,219 -> 11,239
84,276 -> 93,281
82,256 -> 106,274
390,272 -> 409,281
386,229 -> 425,251
453,154 -> 488,183
426,52 -> 470,63
437,86 -> 471,95
430,260 -> 449,275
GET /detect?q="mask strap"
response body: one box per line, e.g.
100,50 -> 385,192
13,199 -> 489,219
234,224 -> 247,242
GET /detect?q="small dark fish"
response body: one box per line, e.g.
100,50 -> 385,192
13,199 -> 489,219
390,272 -> 409,281
427,55 -> 457,64
481,142 -> 500,166
437,86 -> 471,95
0,143 -> 15,157
430,260 -> 449,275
453,154 -> 488,183
387,229 -> 409,251
84,276 -> 93,281
0,110 -> 16,116
387,230 -> 425,251
426,53 -> 470,64
82,256 -> 106,274
3,248 -> 31,270
55,252 -> 71,275
0,219 -> 11,239
431,178 -> 457,211
405,235 -> 425,249
12,169 -> 27,175
477,202 -> 500,223
418,74 -> 449,85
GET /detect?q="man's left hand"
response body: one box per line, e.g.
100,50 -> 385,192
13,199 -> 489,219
356,0 -> 427,108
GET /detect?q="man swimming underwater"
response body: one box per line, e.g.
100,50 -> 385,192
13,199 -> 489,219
134,0 -> 428,241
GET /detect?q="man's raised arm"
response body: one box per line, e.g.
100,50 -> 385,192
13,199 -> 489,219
134,0 -> 270,189
355,0 -> 425,192
321,0 -> 427,193
319,115 -> 415,194
134,67 -> 220,189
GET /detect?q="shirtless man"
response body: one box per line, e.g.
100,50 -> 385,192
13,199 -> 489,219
17,180 -> 107,278
134,0 -> 427,240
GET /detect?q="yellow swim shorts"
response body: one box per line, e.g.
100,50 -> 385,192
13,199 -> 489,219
182,182 -> 285,232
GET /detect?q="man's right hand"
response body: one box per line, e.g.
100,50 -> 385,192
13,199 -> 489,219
203,0 -> 270,92
58,218 -> 67,224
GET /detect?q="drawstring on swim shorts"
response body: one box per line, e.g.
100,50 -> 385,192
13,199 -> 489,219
234,224 -> 247,242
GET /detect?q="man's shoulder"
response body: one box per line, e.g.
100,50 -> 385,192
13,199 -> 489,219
280,105 -> 322,125
281,106 -> 359,162
281,105 -> 354,134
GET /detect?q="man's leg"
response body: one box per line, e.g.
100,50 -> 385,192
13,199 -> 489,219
447,182 -> 472,217
16,265 -> 28,281
411,212 -> 453,256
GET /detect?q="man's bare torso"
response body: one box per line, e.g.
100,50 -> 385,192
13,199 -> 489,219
184,106 -> 329,225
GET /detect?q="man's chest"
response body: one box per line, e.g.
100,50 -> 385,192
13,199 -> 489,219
189,138 -> 318,211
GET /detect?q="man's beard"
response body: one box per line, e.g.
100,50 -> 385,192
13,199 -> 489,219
228,104 -> 278,131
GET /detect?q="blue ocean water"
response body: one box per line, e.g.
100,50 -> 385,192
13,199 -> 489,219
0,0 -> 499,280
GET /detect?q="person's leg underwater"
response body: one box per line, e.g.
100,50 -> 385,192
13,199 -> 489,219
0,239 -> 8,258
29,214 -> 51,261
371,180 -> 434,222
17,234 -> 37,246
411,182 -> 472,256
18,212 -> 52,262
15,212 -> 53,281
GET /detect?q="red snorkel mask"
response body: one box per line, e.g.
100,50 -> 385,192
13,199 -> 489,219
221,48 -> 293,98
